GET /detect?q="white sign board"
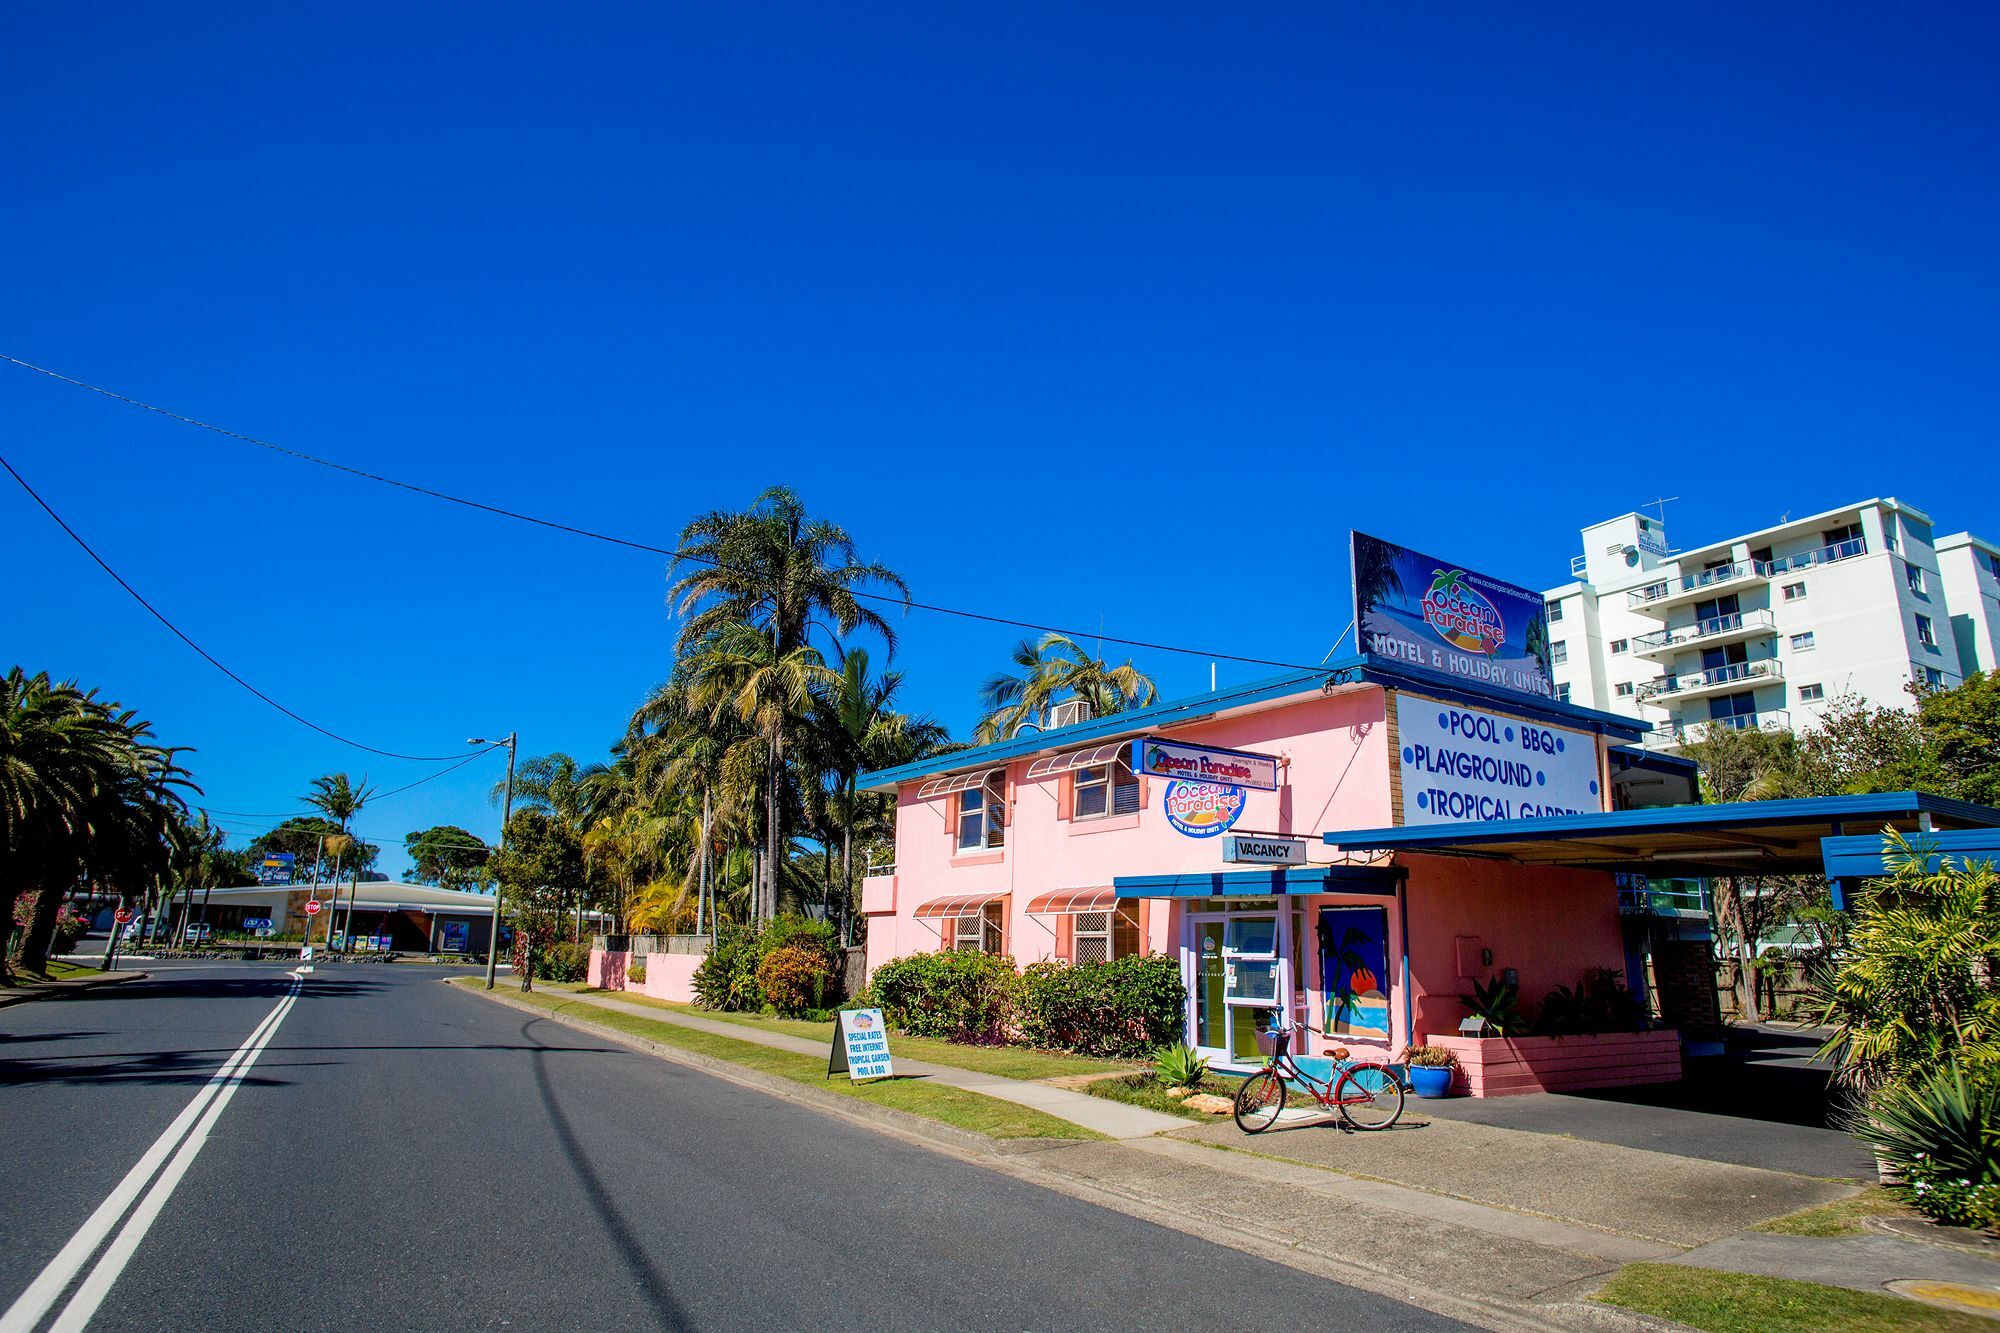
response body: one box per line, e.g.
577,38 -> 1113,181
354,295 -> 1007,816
1395,695 -> 1602,826
1222,833 -> 1307,865
829,1008 -> 894,1081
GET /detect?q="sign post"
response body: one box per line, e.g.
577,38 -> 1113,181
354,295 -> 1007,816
301,897 -> 322,962
827,1008 -> 895,1082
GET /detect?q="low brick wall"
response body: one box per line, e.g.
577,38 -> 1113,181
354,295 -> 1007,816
1431,1030 -> 1682,1097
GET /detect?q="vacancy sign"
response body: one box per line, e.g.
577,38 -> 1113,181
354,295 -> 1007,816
1395,695 -> 1602,826
829,1008 -> 895,1081
1222,834 -> 1306,865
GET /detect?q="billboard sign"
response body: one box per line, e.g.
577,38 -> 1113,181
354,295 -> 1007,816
257,852 -> 296,886
1131,738 -> 1280,792
1395,695 -> 1601,826
1162,780 -> 1247,838
1351,531 -> 1555,701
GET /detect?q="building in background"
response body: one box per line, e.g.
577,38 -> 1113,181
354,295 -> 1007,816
1543,498 -> 1995,747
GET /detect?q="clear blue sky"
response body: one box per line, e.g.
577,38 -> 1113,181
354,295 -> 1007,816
6,3 -> 1995,877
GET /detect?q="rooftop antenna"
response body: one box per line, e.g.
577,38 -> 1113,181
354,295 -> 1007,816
1645,495 -> 1678,526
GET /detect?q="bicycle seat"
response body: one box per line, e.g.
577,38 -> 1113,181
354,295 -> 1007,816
1330,1046 -> 1351,1060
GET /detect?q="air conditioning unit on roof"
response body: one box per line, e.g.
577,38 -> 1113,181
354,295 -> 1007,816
1047,699 -> 1095,729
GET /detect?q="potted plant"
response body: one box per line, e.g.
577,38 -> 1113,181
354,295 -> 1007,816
1402,1045 -> 1459,1098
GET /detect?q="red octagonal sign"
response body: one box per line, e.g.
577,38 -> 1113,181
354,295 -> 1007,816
303,899 -> 323,915
114,907 -> 133,924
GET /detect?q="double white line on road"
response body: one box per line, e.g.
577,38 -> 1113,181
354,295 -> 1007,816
0,971 -> 306,1333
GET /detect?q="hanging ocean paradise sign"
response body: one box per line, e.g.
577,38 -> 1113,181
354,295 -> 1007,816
1162,780 -> 1246,838
1351,530 -> 1555,702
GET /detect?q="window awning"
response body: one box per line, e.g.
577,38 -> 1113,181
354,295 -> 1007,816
1023,743 -> 1129,781
1024,887 -> 1127,915
912,891 -> 1009,921
915,768 -> 1004,800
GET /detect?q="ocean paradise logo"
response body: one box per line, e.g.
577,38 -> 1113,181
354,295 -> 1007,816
1421,568 -> 1506,656
1163,780 -> 1246,838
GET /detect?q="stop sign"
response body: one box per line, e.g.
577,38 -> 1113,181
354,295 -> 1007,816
304,898 -> 323,915
114,907 -> 132,924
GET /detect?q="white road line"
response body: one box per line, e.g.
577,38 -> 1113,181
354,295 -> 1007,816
0,974 -> 304,1333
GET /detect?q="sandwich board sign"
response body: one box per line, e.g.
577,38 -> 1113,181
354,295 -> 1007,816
827,1008 -> 894,1082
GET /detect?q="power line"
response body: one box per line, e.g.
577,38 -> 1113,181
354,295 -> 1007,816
0,448 -> 484,763
2,353 -> 1328,673
196,749 -> 499,841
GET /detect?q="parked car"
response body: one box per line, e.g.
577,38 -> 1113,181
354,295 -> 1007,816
184,922 -> 212,944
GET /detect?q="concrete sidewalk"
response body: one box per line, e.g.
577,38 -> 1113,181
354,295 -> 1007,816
549,987 -> 1186,1139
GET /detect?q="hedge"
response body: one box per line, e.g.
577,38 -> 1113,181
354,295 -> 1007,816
1016,954 -> 1185,1057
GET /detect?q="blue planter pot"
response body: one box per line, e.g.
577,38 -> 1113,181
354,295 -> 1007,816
1408,1065 -> 1455,1099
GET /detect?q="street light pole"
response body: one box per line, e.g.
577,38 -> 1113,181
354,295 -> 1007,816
473,733 -> 518,990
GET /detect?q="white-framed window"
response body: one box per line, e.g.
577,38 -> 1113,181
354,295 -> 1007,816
1986,553 -> 2000,580
957,776 -> 1006,851
1615,682 -> 1635,698
1547,601 -> 1564,623
1610,639 -> 1629,655
1071,909 -> 1140,964
1782,581 -> 1807,601
1907,564 -> 1927,595
1556,683 -> 1571,702
1073,761 -> 1140,821
1551,642 -> 1568,666
1799,683 -> 1825,702
1925,666 -> 1945,689
1916,613 -> 1937,650
953,901 -> 1006,955
1790,632 -> 1816,651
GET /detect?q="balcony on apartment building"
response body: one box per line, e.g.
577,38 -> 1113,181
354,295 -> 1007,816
1635,657 -> 1784,704
1630,609 -> 1779,662
1626,558 -> 1775,614
1640,708 -> 1792,749
1766,536 -> 1868,576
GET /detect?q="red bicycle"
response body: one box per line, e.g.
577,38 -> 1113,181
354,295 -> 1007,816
1232,1010 -> 1405,1133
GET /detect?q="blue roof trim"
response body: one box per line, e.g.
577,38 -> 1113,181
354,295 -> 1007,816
859,651 -> 1642,792
1114,865 -> 1405,898
1821,830 -> 2000,881
1609,745 -> 1699,776
1322,791 -> 2000,850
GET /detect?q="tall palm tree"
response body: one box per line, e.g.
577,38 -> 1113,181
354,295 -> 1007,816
974,633 -> 1158,743
303,772 -> 376,949
667,487 -> 907,916
491,752 -> 609,835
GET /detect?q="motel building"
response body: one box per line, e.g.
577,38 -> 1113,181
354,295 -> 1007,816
854,537 -> 2000,1095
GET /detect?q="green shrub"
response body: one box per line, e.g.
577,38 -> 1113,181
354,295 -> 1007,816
868,950 -> 1018,1041
535,940 -> 592,983
1154,1042 -> 1208,1089
756,944 -> 836,1017
1402,1045 -> 1460,1069
1854,1060 -> 2000,1228
1016,954 -> 1187,1057
627,962 -> 647,985
691,923 -> 764,1011
1459,975 -> 1528,1035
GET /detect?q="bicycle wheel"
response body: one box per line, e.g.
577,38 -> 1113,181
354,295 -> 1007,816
1232,1069 -> 1287,1134
1335,1062 -> 1405,1130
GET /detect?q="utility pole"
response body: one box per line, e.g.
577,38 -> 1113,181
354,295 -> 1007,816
472,733 -> 518,990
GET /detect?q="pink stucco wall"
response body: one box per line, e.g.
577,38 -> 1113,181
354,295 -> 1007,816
585,947 -> 704,1004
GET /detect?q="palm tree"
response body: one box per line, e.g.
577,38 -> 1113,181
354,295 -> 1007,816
303,772 -> 376,950
808,649 -> 949,940
491,751 -> 610,834
975,633 -> 1158,743
2,668 -> 193,978
666,487 -> 908,917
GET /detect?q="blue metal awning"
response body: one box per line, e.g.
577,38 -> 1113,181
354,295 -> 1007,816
1820,829 -> 2000,881
1321,792 -> 2000,879
1114,865 -> 1404,899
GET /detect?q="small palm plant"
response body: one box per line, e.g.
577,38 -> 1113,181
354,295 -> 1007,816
1154,1042 -> 1209,1091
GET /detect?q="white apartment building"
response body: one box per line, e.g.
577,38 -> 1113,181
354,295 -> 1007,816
1543,498 -> 1995,748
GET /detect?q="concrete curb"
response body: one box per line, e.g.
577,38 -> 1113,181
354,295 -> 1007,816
0,969 -> 149,1009
447,979 -> 1678,1333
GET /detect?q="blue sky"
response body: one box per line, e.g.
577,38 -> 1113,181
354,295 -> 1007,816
5,3 -> 1995,877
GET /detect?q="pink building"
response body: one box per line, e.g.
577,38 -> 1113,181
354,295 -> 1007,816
859,656 -> 1692,1085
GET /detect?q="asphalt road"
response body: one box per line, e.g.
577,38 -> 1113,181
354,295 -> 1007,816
1,962 -> 1470,1331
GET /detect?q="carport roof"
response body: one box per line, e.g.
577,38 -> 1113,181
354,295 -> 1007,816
1320,791 -> 2000,877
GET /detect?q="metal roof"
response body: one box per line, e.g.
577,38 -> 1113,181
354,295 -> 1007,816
1321,791 -> 2000,877
861,653 -> 1646,794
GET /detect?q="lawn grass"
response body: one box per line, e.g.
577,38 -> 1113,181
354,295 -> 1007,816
1594,1263 -> 1991,1332
3,958 -> 96,986
566,986 -> 1137,1082
457,979 -> 1102,1141
1756,1187 -> 1914,1237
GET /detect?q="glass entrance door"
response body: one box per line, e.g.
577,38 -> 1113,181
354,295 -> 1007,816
1189,912 -> 1286,1066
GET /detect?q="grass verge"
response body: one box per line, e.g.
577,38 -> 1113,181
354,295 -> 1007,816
3,959 -> 97,986
1594,1263 -> 1990,1332
1756,1187 -> 1914,1237
563,986 -> 1137,1082
456,980 -> 1102,1141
